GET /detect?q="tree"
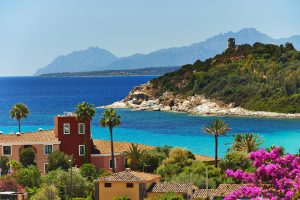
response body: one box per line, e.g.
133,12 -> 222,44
227,133 -> 263,153
16,165 -> 41,188
19,147 -> 36,167
100,109 -> 121,173
47,151 -> 72,171
74,102 -> 96,163
140,149 -> 167,172
113,196 -> 130,200
7,160 -> 21,173
79,163 -> 97,181
219,151 -> 253,173
157,148 -> 194,180
204,118 -> 230,167
31,184 -> 61,200
159,192 -> 184,200
10,102 -> 29,133
124,143 -> 146,171
43,168 -> 87,199
0,157 -> 9,176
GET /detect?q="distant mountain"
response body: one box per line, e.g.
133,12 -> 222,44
38,66 -> 180,77
34,47 -> 118,75
34,28 -> 300,75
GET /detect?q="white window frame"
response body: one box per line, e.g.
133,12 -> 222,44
2,145 -> 12,156
44,163 -> 48,173
63,123 -> 70,134
78,123 -> 85,134
109,158 -> 117,169
44,144 -> 53,155
79,145 -> 85,156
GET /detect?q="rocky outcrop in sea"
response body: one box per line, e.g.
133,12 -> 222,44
103,82 -> 300,118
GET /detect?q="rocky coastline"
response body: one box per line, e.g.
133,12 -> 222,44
102,82 -> 300,118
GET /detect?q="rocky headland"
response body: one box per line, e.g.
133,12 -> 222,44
102,82 -> 300,118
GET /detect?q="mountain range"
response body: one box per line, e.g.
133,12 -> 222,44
34,28 -> 300,75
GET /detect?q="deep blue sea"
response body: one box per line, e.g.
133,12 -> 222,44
0,76 -> 300,157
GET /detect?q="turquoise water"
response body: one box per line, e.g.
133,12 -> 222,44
0,77 -> 299,157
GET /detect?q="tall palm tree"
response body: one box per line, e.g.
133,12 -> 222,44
204,118 -> 230,167
10,103 -> 29,133
74,102 -> 96,163
74,102 -> 96,123
124,143 -> 146,171
228,133 -> 263,153
100,109 -> 121,173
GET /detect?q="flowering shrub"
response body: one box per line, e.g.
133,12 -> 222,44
225,147 -> 300,200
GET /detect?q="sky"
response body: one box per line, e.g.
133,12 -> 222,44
0,0 -> 299,76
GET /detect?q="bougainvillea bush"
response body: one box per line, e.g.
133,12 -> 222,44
225,147 -> 300,200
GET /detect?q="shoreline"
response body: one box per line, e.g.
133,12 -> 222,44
100,82 -> 300,119
101,100 -> 300,119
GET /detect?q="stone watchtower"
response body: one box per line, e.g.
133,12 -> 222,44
227,38 -> 236,49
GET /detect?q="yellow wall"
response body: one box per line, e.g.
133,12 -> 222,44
98,179 -> 160,200
99,182 -> 140,200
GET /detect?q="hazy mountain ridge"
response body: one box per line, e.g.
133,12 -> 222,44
34,28 -> 300,75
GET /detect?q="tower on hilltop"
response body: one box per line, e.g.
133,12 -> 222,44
227,38 -> 236,49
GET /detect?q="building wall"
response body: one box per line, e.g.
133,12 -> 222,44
91,154 -> 125,173
98,182 -> 141,200
54,116 -> 91,167
0,143 -> 59,174
97,179 -> 160,200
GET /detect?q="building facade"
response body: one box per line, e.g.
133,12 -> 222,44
0,113 -> 127,174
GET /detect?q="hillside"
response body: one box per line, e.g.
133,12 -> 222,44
106,42 -> 300,116
38,66 -> 180,77
34,28 -> 300,75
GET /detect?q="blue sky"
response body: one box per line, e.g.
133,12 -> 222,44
0,0 -> 299,76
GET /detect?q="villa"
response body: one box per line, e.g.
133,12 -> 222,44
0,113 -> 128,174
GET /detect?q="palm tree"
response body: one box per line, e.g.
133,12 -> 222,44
204,118 -> 230,167
74,102 -> 96,123
124,143 -> 146,171
74,102 -> 96,163
10,103 -> 29,133
100,109 -> 121,173
228,133 -> 263,153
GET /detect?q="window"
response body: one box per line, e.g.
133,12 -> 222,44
104,183 -> 111,187
78,123 -> 85,134
79,145 -> 85,156
124,158 -> 129,168
44,163 -> 48,173
126,183 -> 134,188
63,123 -> 70,134
44,145 -> 53,155
2,146 -> 11,155
109,158 -> 116,169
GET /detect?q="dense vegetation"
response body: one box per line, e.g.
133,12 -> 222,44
151,43 -> 300,113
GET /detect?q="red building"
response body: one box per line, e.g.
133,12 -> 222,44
0,113 -> 132,173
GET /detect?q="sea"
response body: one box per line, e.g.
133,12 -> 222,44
0,76 -> 299,157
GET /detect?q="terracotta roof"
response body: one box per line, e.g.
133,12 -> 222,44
193,189 -> 217,199
0,130 -> 59,144
215,184 -> 249,196
98,169 -> 160,182
92,140 -> 214,162
93,140 -> 154,154
194,154 -> 215,162
148,182 -> 195,193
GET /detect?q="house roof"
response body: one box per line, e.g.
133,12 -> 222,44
215,184 -> 249,196
0,130 -> 60,144
148,182 -> 195,193
98,169 -> 160,182
93,140 -> 153,154
193,189 -> 217,199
